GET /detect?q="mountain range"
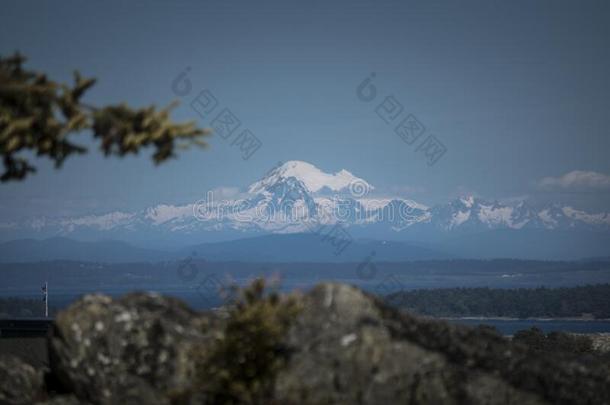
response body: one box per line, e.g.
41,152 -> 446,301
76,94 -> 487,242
0,234 -> 452,263
1,160 -> 609,260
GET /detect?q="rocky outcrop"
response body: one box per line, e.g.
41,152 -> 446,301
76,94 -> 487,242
590,333 -> 610,352
0,354 -> 44,404
1,283 -> 609,404
48,292 -> 220,404
273,284 -> 546,404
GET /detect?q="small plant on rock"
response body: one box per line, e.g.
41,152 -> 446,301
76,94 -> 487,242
190,279 -> 301,404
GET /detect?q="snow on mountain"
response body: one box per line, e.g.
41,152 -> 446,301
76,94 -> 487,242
248,160 -> 373,194
477,203 -> 514,227
145,204 -> 194,225
354,198 -> 393,211
537,208 -> 557,228
460,196 -> 475,208
536,204 -> 575,229
509,201 -> 539,229
428,197 -> 610,232
241,175 -> 318,232
450,209 -> 471,228
58,211 -> 137,232
4,161 -> 610,241
562,206 -> 610,227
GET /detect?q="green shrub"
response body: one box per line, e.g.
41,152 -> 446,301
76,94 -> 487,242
189,279 -> 301,404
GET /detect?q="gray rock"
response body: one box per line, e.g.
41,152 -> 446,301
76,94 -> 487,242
590,333 -> 610,352
35,395 -> 87,405
48,292 -> 216,405
0,354 -> 45,405
43,283 -> 610,404
274,284 -> 546,404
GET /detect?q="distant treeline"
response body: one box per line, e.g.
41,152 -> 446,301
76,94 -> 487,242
0,297 -> 55,318
2,258 -> 609,291
387,284 -> 610,319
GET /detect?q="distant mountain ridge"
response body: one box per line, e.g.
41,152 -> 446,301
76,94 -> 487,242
0,235 -> 451,263
0,238 -> 166,263
1,160 -> 609,259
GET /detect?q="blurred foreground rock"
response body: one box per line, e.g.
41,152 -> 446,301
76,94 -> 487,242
590,333 -> 610,352
48,293 -> 218,404
0,354 -> 44,404
1,283 -> 609,404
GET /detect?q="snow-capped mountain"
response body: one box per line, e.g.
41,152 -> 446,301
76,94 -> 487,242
248,160 -> 373,194
2,161 -> 609,245
428,196 -> 610,232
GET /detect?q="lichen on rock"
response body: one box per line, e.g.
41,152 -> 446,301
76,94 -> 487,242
0,354 -> 45,404
1,281 -> 609,404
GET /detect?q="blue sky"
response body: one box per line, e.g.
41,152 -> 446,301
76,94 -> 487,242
1,0 -> 609,221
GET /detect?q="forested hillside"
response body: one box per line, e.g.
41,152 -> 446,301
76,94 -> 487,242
0,297 -> 55,318
387,284 -> 610,319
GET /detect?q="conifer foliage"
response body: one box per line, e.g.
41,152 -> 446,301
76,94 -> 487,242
0,52 -> 210,182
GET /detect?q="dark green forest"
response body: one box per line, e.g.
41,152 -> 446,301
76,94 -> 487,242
387,284 -> 610,319
0,297 -> 56,318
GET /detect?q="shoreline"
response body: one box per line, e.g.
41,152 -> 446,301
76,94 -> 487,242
438,316 -> 610,322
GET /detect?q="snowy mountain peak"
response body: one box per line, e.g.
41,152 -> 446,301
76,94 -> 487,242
248,160 -> 373,194
458,196 -> 476,208
3,161 -> 610,251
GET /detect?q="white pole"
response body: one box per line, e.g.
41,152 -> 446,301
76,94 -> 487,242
44,282 -> 48,318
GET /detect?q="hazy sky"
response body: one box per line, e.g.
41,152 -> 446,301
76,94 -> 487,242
1,0 -> 609,220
